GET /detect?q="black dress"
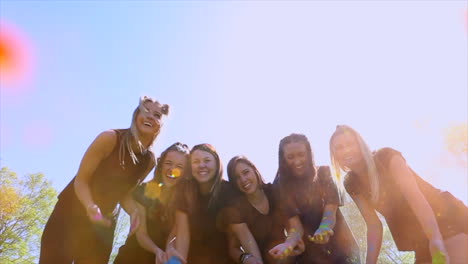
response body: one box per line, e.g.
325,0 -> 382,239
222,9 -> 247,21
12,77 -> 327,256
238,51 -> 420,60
39,129 -> 154,264
344,148 -> 468,263
279,166 -> 361,264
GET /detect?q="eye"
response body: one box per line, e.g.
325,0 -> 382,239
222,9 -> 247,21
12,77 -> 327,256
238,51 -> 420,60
154,112 -> 161,119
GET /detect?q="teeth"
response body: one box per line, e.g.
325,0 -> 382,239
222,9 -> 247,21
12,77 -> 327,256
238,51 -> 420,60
243,183 -> 251,189
144,122 -> 152,127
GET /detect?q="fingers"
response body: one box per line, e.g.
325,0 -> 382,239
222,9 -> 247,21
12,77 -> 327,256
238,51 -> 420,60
172,251 -> 187,264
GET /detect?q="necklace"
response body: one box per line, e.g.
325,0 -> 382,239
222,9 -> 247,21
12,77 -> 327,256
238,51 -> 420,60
247,189 -> 270,215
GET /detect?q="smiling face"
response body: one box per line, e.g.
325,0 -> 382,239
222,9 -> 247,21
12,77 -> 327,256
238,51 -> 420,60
191,149 -> 217,184
283,142 -> 309,178
161,150 -> 187,187
234,161 -> 259,195
331,132 -> 364,171
135,101 -> 165,137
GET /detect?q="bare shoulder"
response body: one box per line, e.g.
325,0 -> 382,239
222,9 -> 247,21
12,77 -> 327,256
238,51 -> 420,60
90,129 -> 119,154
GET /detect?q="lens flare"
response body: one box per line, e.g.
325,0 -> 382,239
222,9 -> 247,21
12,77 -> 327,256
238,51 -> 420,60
168,168 -> 182,179
0,20 -> 34,93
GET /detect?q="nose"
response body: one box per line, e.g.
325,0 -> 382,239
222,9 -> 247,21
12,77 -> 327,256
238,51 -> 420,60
199,161 -> 207,168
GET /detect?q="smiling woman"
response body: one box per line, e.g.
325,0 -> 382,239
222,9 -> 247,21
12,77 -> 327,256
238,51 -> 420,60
270,133 -> 361,264
169,143 -> 237,264
39,96 -> 169,264
330,125 -> 468,264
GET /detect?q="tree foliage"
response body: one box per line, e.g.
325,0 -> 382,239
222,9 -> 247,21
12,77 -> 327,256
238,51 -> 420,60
0,167 -> 58,264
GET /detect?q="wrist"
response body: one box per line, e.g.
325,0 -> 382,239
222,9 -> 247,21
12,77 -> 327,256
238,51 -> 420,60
86,203 -> 98,212
239,252 -> 252,264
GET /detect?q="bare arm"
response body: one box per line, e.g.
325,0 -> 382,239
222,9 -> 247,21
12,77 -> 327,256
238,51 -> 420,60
230,223 -> 263,262
120,161 -> 155,234
228,229 -> 263,264
389,155 -> 448,261
351,194 -> 382,264
173,210 -> 190,259
74,130 -> 117,225
269,215 -> 304,259
309,204 -> 338,244
135,203 -> 165,256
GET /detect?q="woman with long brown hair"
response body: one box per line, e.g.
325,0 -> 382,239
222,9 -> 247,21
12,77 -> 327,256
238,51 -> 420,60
114,142 -> 190,264
169,143 -> 237,264
270,133 -> 360,264
222,155 -> 294,264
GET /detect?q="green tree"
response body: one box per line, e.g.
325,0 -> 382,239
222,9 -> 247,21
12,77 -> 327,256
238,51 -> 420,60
0,167 -> 57,264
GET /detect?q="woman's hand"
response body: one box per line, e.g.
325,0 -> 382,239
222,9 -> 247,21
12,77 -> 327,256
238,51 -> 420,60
291,238 -> 305,256
308,226 -> 334,244
86,204 -> 112,227
244,255 -> 263,264
166,244 -> 187,264
268,241 -> 296,259
153,247 -> 168,264
429,238 -> 449,264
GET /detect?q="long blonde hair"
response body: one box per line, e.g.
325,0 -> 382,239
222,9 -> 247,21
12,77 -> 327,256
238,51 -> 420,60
330,125 -> 380,203
119,96 -> 169,168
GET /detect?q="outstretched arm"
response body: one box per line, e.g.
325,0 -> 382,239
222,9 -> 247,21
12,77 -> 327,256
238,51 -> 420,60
352,194 -> 382,264
389,155 -> 448,263
229,223 -> 263,263
171,210 -> 190,261
309,204 -> 337,244
74,130 -> 117,226
269,216 -> 304,259
135,203 -> 168,264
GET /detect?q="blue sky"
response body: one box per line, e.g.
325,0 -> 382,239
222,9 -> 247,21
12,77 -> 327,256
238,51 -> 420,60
1,1 -> 467,202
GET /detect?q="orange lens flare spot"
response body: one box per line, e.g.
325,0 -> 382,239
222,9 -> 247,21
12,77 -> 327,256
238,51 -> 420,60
169,168 -> 182,178
0,20 -> 34,92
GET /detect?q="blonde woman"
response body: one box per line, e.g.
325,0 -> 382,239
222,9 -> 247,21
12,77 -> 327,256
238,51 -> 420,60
40,96 -> 169,264
330,125 -> 468,264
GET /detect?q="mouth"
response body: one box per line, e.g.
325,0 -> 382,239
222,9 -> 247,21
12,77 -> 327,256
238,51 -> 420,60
295,165 -> 304,170
197,170 -> 209,176
143,121 -> 153,127
241,182 -> 251,190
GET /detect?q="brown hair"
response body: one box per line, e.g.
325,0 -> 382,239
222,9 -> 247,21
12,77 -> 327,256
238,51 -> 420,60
153,142 -> 190,184
227,155 -> 266,194
185,143 -> 225,213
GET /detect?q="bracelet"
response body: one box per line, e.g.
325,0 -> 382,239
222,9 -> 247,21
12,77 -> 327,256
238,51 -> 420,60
239,253 -> 252,264
86,204 -> 98,211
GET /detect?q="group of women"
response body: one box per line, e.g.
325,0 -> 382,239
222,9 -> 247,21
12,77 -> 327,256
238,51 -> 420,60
39,96 -> 467,264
